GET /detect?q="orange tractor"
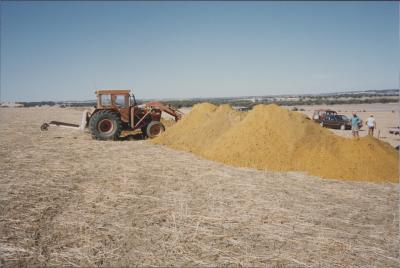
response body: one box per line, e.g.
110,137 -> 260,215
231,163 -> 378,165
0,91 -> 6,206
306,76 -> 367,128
41,90 -> 183,140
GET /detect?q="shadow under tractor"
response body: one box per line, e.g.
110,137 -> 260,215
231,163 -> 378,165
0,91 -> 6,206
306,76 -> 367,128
41,90 -> 183,140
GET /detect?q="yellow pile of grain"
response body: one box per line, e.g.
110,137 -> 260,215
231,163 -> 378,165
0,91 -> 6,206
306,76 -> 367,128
153,103 -> 399,182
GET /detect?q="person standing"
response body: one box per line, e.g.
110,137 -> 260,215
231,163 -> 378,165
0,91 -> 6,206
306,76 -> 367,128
351,113 -> 361,139
366,115 -> 376,136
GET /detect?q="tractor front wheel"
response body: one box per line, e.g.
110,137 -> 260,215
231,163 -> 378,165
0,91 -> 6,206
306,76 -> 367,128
89,110 -> 122,140
146,121 -> 165,138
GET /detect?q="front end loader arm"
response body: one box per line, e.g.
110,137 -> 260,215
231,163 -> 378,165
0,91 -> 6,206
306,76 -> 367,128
144,102 -> 183,121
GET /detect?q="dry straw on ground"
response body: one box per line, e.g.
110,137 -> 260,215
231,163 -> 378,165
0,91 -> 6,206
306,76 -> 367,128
0,107 -> 399,267
153,103 -> 399,182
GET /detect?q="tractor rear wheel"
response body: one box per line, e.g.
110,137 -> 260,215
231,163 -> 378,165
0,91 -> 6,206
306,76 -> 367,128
89,110 -> 122,140
146,121 -> 165,138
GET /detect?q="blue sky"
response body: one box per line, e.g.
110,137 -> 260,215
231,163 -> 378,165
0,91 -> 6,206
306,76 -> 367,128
0,1 -> 398,101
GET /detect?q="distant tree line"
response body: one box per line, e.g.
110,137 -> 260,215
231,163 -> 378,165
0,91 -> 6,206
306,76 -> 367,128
163,99 -> 256,108
16,96 -> 398,108
18,101 -> 57,107
268,98 -> 399,106
272,97 -> 398,106
18,101 -> 96,107
164,97 -> 398,108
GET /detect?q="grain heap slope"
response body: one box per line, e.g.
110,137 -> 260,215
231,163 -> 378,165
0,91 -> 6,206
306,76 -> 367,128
153,103 -> 398,182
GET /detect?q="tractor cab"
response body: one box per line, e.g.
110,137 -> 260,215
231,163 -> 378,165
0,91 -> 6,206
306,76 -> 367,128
95,90 -> 136,124
95,90 -> 134,109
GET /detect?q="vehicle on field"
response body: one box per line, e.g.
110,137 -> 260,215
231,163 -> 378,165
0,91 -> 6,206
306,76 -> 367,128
41,90 -> 183,140
389,127 -> 400,135
312,109 -> 337,123
319,114 -> 351,130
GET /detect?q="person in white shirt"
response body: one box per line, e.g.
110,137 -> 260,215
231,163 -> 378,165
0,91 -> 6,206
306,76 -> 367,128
366,115 -> 376,136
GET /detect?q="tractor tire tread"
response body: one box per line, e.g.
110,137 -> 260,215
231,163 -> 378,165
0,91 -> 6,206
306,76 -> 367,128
89,110 -> 122,140
146,121 -> 165,138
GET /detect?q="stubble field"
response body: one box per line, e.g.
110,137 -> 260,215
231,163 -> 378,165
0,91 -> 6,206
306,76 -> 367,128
0,107 -> 399,267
